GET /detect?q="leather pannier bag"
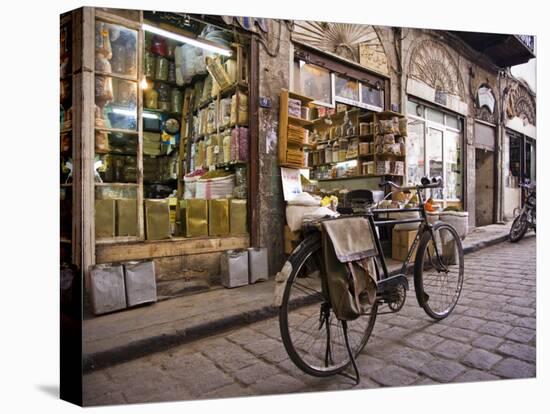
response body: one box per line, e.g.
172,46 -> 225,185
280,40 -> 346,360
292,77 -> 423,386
321,217 -> 378,321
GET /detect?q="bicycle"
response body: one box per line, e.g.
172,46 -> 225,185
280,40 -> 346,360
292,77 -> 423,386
509,181 -> 536,242
277,177 -> 464,383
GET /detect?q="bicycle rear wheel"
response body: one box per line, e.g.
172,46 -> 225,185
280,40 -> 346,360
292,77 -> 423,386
279,235 -> 378,377
414,222 -> 464,320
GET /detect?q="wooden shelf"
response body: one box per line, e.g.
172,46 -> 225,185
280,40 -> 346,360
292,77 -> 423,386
280,163 -> 311,170
288,115 -> 313,127
288,91 -> 315,104
60,128 -> 72,134
60,237 -> 72,244
279,89 -> 307,169
359,110 -> 406,120
96,71 -> 138,82
316,174 -> 382,182
95,182 -> 138,187
60,183 -> 73,188
143,107 -> 181,118
95,127 -> 139,135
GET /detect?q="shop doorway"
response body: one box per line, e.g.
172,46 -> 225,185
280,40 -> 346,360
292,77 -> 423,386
475,148 -> 495,226
474,121 -> 497,227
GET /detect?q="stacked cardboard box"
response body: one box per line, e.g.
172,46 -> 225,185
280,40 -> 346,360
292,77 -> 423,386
392,227 -> 417,261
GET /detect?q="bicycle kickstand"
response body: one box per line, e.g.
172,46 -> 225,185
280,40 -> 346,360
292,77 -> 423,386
341,320 -> 360,385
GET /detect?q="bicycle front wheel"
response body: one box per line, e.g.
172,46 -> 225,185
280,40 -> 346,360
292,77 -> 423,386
509,213 -> 528,242
414,222 -> 464,320
279,235 -> 378,377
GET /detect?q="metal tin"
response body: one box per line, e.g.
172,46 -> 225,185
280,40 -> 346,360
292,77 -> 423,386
220,249 -> 249,288
248,247 -> 268,284
90,263 -> 127,315
123,260 -> 157,307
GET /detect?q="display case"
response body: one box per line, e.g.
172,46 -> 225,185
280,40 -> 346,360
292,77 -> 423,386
93,16 -> 141,243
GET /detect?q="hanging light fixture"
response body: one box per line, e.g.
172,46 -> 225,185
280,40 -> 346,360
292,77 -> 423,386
142,23 -> 232,57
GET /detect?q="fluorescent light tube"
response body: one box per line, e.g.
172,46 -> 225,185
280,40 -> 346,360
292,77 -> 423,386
142,112 -> 160,119
142,23 -> 232,57
112,108 -> 137,117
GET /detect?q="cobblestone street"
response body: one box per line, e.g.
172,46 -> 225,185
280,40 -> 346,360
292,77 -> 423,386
83,237 -> 536,406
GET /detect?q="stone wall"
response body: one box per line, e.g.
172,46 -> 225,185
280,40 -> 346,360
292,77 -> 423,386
256,20 -> 293,276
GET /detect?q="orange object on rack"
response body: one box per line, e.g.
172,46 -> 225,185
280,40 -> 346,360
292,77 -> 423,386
424,198 -> 435,212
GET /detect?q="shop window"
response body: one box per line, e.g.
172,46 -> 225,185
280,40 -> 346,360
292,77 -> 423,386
508,134 -> 521,188
334,74 -> 360,103
361,84 -> 384,110
406,119 -> 425,186
445,130 -> 461,200
407,99 -> 423,116
445,114 -> 460,130
427,127 -> 444,200
94,20 -> 139,240
426,107 -> 444,125
293,61 -> 332,106
406,98 -> 463,204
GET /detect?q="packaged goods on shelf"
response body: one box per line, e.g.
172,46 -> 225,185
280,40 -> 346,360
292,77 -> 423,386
154,56 -> 169,81
376,160 -> 391,175
201,75 -> 213,103
399,117 -> 408,136
392,160 -> 405,175
225,59 -> 237,84
95,130 -> 110,153
230,91 -> 249,125
95,22 -> 112,59
359,142 -> 370,155
168,61 -> 177,83
288,98 -> 302,118
359,122 -> 370,136
346,139 -> 358,159
219,97 -> 232,126
196,171 -> 235,199
287,124 -> 307,145
378,119 -> 399,135
238,127 -> 249,161
206,56 -> 232,90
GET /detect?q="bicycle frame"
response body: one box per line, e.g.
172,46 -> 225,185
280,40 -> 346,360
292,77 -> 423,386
364,186 -> 442,283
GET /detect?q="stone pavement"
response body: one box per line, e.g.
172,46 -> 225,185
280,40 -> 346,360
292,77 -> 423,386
83,221 -> 525,371
83,234 -> 536,406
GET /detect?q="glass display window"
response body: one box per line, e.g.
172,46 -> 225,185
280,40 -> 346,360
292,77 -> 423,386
334,74 -> 359,103
293,60 -> 333,106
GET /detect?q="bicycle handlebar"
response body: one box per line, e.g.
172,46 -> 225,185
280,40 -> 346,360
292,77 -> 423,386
379,177 -> 443,191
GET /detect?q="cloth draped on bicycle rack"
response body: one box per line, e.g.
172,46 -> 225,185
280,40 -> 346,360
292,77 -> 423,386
321,217 -> 378,322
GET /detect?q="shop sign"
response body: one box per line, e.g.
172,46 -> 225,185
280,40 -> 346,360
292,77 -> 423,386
259,97 -> 272,108
281,167 -> 303,201
434,89 -> 447,106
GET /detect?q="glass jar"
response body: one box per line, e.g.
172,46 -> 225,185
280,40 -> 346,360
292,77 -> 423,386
144,51 -> 155,78
144,87 -> 158,109
151,35 -> 167,57
313,148 -> 320,166
223,133 -> 231,163
168,61 -> 177,83
332,141 -> 339,163
324,145 -> 332,164
155,56 -> 169,81
170,88 -> 183,113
